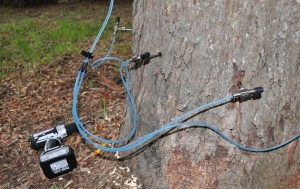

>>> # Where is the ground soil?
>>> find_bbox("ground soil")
[0,54,142,189]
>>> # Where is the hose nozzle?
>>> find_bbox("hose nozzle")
[233,87,264,102]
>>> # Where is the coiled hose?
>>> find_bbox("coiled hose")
[72,0,300,153]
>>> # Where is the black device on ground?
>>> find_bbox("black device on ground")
[29,122,78,151]
[28,122,79,179]
[40,139,77,179]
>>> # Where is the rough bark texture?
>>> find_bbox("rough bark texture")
[123,1,300,188]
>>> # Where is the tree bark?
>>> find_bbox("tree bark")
[123,1,300,188]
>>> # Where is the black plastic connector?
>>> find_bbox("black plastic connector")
[253,87,264,95]
[65,123,78,135]
[116,16,120,23]
[78,63,88,75]
[233,87,264,102]
[140,52,150,60]
[81,50,94,60]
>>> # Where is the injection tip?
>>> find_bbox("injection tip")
[254,87,264,95]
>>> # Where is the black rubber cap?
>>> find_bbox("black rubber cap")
[254,87,264,95]
[140,52,150,60]
[29,135,46,151]
[65,123,79,135]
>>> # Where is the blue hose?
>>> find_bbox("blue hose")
[73,55,300,153]
[73,57,138,144]
[89,0,114,53]
[72,0,300,153]
[91,35,117,69]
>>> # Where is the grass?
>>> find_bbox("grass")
[0,1,132,77]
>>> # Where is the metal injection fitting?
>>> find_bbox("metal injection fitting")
[232,87,264,102]
[129,52,151,64]
[118,27,133,32]
[148,51,162,60]
[130,51,162,63]
[113,17,121,36]
[129,51,162,69]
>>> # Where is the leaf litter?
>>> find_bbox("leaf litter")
[0,2,140,186]
[1,52,142,188]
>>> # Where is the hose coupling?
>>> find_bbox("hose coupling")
[78,60,89,76]
[129,52,150,64]
[114,17,121,36]
[130,51,161,63]
[129,51,161,69]
[232,87,264,102]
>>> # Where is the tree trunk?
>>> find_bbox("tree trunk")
[123,1,300,188]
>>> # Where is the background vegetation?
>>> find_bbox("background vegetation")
[0,0,58,7]
[0,1,132,77]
